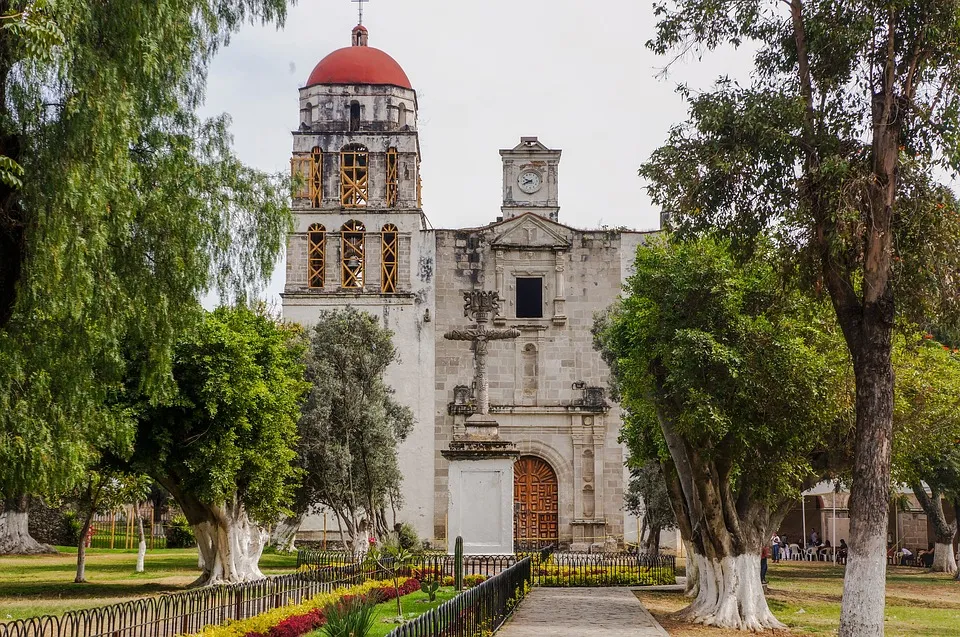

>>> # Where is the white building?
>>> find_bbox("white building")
[283,24,657,550]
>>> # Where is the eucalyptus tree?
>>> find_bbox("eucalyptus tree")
[641,2,960,633]
[595,236,849,630]
[295,308,414,551]
[0,0,292,552]
[130,306,307,585]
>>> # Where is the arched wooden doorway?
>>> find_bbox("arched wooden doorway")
[514,456,559,549]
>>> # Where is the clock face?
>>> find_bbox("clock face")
[518,170,542,194]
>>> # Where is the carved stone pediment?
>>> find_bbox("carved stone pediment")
[491,214,571,250]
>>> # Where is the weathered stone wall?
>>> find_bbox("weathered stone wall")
[432,214,654,546]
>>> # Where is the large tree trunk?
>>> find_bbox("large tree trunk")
[683,539,699,597]
[679,550,784,631]
[839,328,894,637]
[0,495,55,555]
[136,509,146,573]
[270,514,303,553]
[181,498,268,586]
[912,484,956,574]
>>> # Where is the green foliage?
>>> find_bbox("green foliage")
[130,306,307,524]
[321,596,377,637]
[0,0,292,506]
[165,514,196,549]
[295,308,413,542]
[419,578,440,602]
[596,236,849,506]
[60,511,84,546]
[395,522,420,551]
[623,462,676,535]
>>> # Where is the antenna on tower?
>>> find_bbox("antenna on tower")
[352,0,369,25]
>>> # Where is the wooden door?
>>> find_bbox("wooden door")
[514,456,559,549]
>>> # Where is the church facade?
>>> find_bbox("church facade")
[282,25,655,549]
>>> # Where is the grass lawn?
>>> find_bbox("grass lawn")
[635,560,960,636]
[304,587,458,637]
[0,547,298,621]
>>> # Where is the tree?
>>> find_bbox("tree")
[891,334,960,573]
[295,308,414,551]
[129,306,307,585]
[73,471,151,582]
[594,236,849,630]
[641,2,960,632]
[624,462,676,554]
[0,0,292,553]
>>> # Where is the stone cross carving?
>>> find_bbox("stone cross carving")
[444,291,520,415]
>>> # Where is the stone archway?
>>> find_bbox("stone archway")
[514,455,559,549]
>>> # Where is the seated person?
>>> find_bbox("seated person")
[900,546,913,565]
[836,539,848,564]
[919,543,935,568]
[818,539,832,560]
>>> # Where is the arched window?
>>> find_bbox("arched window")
[349,101,361,131]
[307,223,325,288]
[386,147,399,207]
[340,144,368,207]
[398,103,408,128]
[302,102,313,127]
[341,220,365,288]
[309,146,322,208]
[381,224,398,293]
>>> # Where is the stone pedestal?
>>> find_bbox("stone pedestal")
[442,415,520,555]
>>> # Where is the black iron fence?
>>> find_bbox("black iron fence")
[0,564,388,637]
[384,557,532,637]
[296,549,675,588]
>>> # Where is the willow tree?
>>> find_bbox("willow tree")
[595,236,849,630]
[642,2,960,633]
[130,306,307,585]
[0,0,291,553]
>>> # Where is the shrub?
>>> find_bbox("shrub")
[321,596,376,637]
[166,514,196,548]
[463,574,487,588]
[396,523,420,550]
[61,511,84,546]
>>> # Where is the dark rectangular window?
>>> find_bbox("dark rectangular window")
[516,277,543,318]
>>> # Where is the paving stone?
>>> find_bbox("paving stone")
[496,587,669,637]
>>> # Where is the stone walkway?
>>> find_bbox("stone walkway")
[496,588,670,636]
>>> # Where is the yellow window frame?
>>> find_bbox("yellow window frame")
[308,223,325,288]
[340,220,365,288]
[381,224,398,293]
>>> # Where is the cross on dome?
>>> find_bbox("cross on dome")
[352,0,368,25]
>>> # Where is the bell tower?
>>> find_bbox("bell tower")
[499,136,561,221]
[281,24,437,541]
[285,24,424,297]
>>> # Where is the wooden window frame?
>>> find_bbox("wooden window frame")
[340,145,368,208]
[307,223,325,288]
[386,147,399,207]
[291,154,311,200]
[381,224,399,293]
[340,220,365,289]
[309,146,322,207]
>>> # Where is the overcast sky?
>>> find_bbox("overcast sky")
[199,0,755,304]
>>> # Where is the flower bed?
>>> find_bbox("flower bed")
[535,564,674,586]
[191,578,421,637]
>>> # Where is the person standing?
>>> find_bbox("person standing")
[772,533,781,563]
[760,543,770,584]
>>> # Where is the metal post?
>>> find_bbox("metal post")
[801,494,807,557]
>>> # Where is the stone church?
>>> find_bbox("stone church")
[282,24,656,549]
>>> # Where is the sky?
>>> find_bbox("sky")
[199,0,755,304]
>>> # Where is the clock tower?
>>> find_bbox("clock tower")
[499,136,561,221]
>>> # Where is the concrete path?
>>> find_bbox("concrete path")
[496,588,670,637]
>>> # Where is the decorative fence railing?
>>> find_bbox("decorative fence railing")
[384,557,532,637]
[0,564,388,637]
[297,549,675,587]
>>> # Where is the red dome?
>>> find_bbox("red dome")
[305,45,412,89]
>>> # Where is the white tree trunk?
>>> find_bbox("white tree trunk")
[190,501,268,586]
[838,531,887,637]
[931,542,957,574]
[684,541,699,597]
[270,515,303,553]
[136,514,146,573]
[676,554,785,631]
[0,508,56,555]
